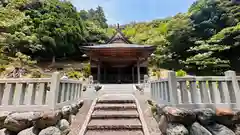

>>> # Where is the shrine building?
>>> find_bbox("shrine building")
[81,26,156,84]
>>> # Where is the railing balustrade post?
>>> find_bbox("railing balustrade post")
[167,71,178,106]
[89,75,93,88]
[225,70,240,109]
[144,74,148,88]
[48,72,61,110]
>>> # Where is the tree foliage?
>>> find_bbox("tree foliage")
[122,0,240,75]
[0,0,109,63]
[1,0,240,76]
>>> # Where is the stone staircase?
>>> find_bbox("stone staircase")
[100,84,135,94]
[79,94,148,135]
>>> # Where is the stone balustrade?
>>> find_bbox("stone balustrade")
[0,72,83,112]
[150,70,240,110]
[0,100,84,135]
[150,102,240,135]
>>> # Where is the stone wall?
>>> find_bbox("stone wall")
[150,103,240,135]
[0,100,84,135]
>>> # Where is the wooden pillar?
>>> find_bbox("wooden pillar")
[104,67,106,83]
[118,67,120,82]
[132,67,135,83]
[137,60,140,84]
[97,62,101,83]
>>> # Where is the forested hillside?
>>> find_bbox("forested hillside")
[122,0,240,75]
[1,0,240,76]
[0,0,109,63]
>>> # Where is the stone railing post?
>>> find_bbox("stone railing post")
[144,74,149,88]
[48,72,60,110]
[167,71,178,106]
[89,75,93,88]
[225,70,240,108]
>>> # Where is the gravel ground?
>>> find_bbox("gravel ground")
[135,91,162,135]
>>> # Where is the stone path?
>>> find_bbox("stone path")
[68,100,93,135]
[134,91,162,135]
[79,94,149,135]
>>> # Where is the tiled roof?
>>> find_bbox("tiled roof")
[82,44,154,48]
[106,29,132,44]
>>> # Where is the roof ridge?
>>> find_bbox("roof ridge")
[106,26,132,44]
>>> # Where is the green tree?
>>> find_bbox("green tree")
[1,0,109,62]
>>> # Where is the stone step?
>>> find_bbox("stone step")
[91,110,139,119]
[97,94,135,101]
[87,118,142,130]
[79,94,146,135]
[97,99,135,104]
[85,129,144,135]
[94,103,137,110]
[92,110,139,116]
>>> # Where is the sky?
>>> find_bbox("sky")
[71,0,196,25]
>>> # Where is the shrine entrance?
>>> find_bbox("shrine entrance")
[102,66,133,84]
[91,65,148,84]
[81,24,155,84]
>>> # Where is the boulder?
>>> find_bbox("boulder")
[189,122,212,135]
[155,105,166,116]
[57,119,70,135]
[38,127,61,135]
[17,127,40,135]
[163,106,196,126]
[70,103,79,115]
[4,112,41,132]
[61,129,71,135]
[151,104,162,122]
[66,115,74,125]
[215,108,235,127]
[233,111,240,124]
[94,85,102,91]
[0,111,9,129]
[158,115,168,134]
[76,100,84,109]
[153,111,161,122]
[61,106,72,119]
[35,111,62,129]
[194,108,215,126]
[166,123,189,135]
[206,123,235,135]
[0,129,15,135]
[216,108,234,116]
[233,124,240,135]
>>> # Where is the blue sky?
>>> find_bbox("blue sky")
[71,0,196,25]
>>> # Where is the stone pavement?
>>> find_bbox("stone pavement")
[70,84,161,135]
[79,94,150,135]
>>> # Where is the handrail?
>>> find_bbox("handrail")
[149,70,240,110]
[0,72,83,112]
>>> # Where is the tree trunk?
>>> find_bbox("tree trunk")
[52,55,56,64]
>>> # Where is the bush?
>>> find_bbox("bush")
[176,69,187,77]
[82,63,90,77]
[67,70,83,80]
[31,70,42,78]
[151,68,161,78]
[0,65,6,73]
[9,52,37,67]
[0,59,9,65]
